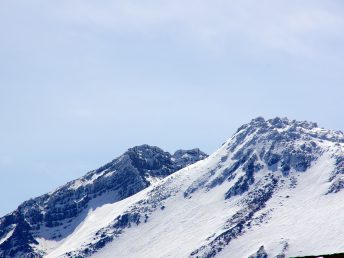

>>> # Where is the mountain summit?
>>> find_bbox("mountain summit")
[1,117,343,258]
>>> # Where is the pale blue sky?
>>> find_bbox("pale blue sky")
[1,0,344,215]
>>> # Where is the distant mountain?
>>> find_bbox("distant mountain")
[0,145,207,257]
[1,117,344,258]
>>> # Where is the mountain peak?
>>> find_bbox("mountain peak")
[122,144,207,175]
[245,116,318,131]
[234,117,343,146]
[126,144,165,154]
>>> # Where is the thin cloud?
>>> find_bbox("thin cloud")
[52,0,344,56]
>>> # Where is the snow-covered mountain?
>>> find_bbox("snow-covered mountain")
[1,117,344,258]
[0,146,207,257]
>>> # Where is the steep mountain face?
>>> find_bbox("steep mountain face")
[0,145,207,257]
[1,117,344,258]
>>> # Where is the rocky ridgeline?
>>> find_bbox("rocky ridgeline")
[0,145,207,257]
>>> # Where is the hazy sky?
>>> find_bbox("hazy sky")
[1,0,344,216]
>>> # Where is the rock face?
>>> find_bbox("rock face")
[0,145,207,257]
[248,246,268,258]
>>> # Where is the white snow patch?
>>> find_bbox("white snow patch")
[0,226,15,245]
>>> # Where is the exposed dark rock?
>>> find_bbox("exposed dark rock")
[0,212,38,258]
[327,153,344,194]
[248,245,268,258]
[190,174,279,258]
